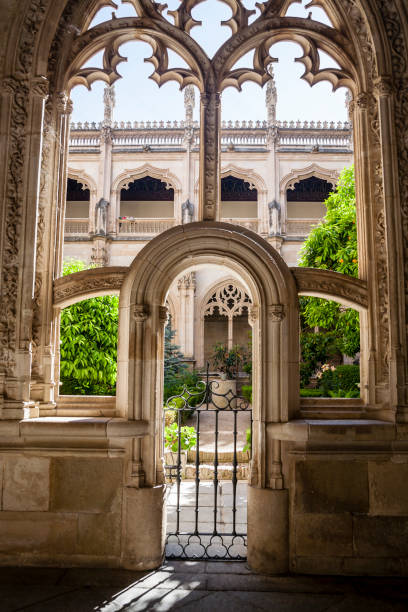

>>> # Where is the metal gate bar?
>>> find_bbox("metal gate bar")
[164,365,252,561]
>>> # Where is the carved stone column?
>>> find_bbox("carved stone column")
[352,91,392,415]
[374,77,408,421]
[31,92,72,413]
[199,92,221,221]
[0,75,49,418]
[177,273,196,357]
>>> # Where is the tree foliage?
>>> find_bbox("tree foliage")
[60,260,118,395]
[164,318,188,396]
[298,166,360,357]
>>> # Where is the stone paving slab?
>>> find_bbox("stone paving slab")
[1,563,408,611]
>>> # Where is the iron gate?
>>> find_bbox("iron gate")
[164,366,252,561]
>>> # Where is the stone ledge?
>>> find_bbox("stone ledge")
[267,419,397,443]
[6,417,150,439]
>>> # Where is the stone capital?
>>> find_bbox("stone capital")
[355,92,370,110]
[248,305,259,323]
[374,76,394,99]
[31,76,49,99]
[158,306,168,325]
[133,305,149,322]
[268,304,285,321]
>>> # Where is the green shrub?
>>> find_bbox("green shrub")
[164,423,197,452]
[241,384,252,403]
[320,364,360,397]
[332,364,360,391]
[243,427,251,453]
[300,388,323,397]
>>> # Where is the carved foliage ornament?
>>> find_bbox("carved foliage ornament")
[268,304,285,321]
[134,304,149,322]
[53,274,125,306]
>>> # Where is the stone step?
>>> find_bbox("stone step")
[187,450,250,464]
[184,463,249,480]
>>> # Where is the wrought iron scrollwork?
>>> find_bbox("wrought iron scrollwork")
[163,363,252,560]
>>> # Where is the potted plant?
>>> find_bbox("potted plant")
[211,343,245,380]
[164,422,197,476]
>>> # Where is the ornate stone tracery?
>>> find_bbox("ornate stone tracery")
[204,283,252,319]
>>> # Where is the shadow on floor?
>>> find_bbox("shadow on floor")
[1,561,408,611]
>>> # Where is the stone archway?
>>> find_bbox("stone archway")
[117,221,298,572]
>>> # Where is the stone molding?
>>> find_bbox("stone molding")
[112,164,182,194]
[220,165,267,194]
[279,163,340,193]
[292,267,368,310]
[53,267,127,308]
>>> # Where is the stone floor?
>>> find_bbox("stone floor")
[166,481,247,558]
[1,561,408,611]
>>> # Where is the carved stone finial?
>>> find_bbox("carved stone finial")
[265,64,277,126]
[134,305,149,322]
[184,85,195,125]
[103,84,115,127]
[268,304,285,321]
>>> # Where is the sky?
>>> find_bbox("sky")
[70,0,349,124]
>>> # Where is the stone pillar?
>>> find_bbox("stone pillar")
[177,273,196,357]
[199,91,221,221]
[374,78,408,421]
[95,86,114,263]
[183,85,196,221]
[352,91,395,417]
[265,66,279,236]
[247,300,289,574]
[121,303,166,570]
[30,91,73,413]
[0,76,50,419]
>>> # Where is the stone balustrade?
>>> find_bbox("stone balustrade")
[70,119,351,131]
[221,218,259,232]
[64,218,90,235]
[68,119,353,152]
[117,218,176,235]
[286,219,319,236]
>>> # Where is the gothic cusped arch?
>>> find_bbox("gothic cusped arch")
[279,163,340,195]
[221,166,267,195]
[113,164,182,224]
[67,168,97,196]
[112,164,182,194]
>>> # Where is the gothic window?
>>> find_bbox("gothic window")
[221,176,257,220]
[120,176,174,219]
[65,178,90,235]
